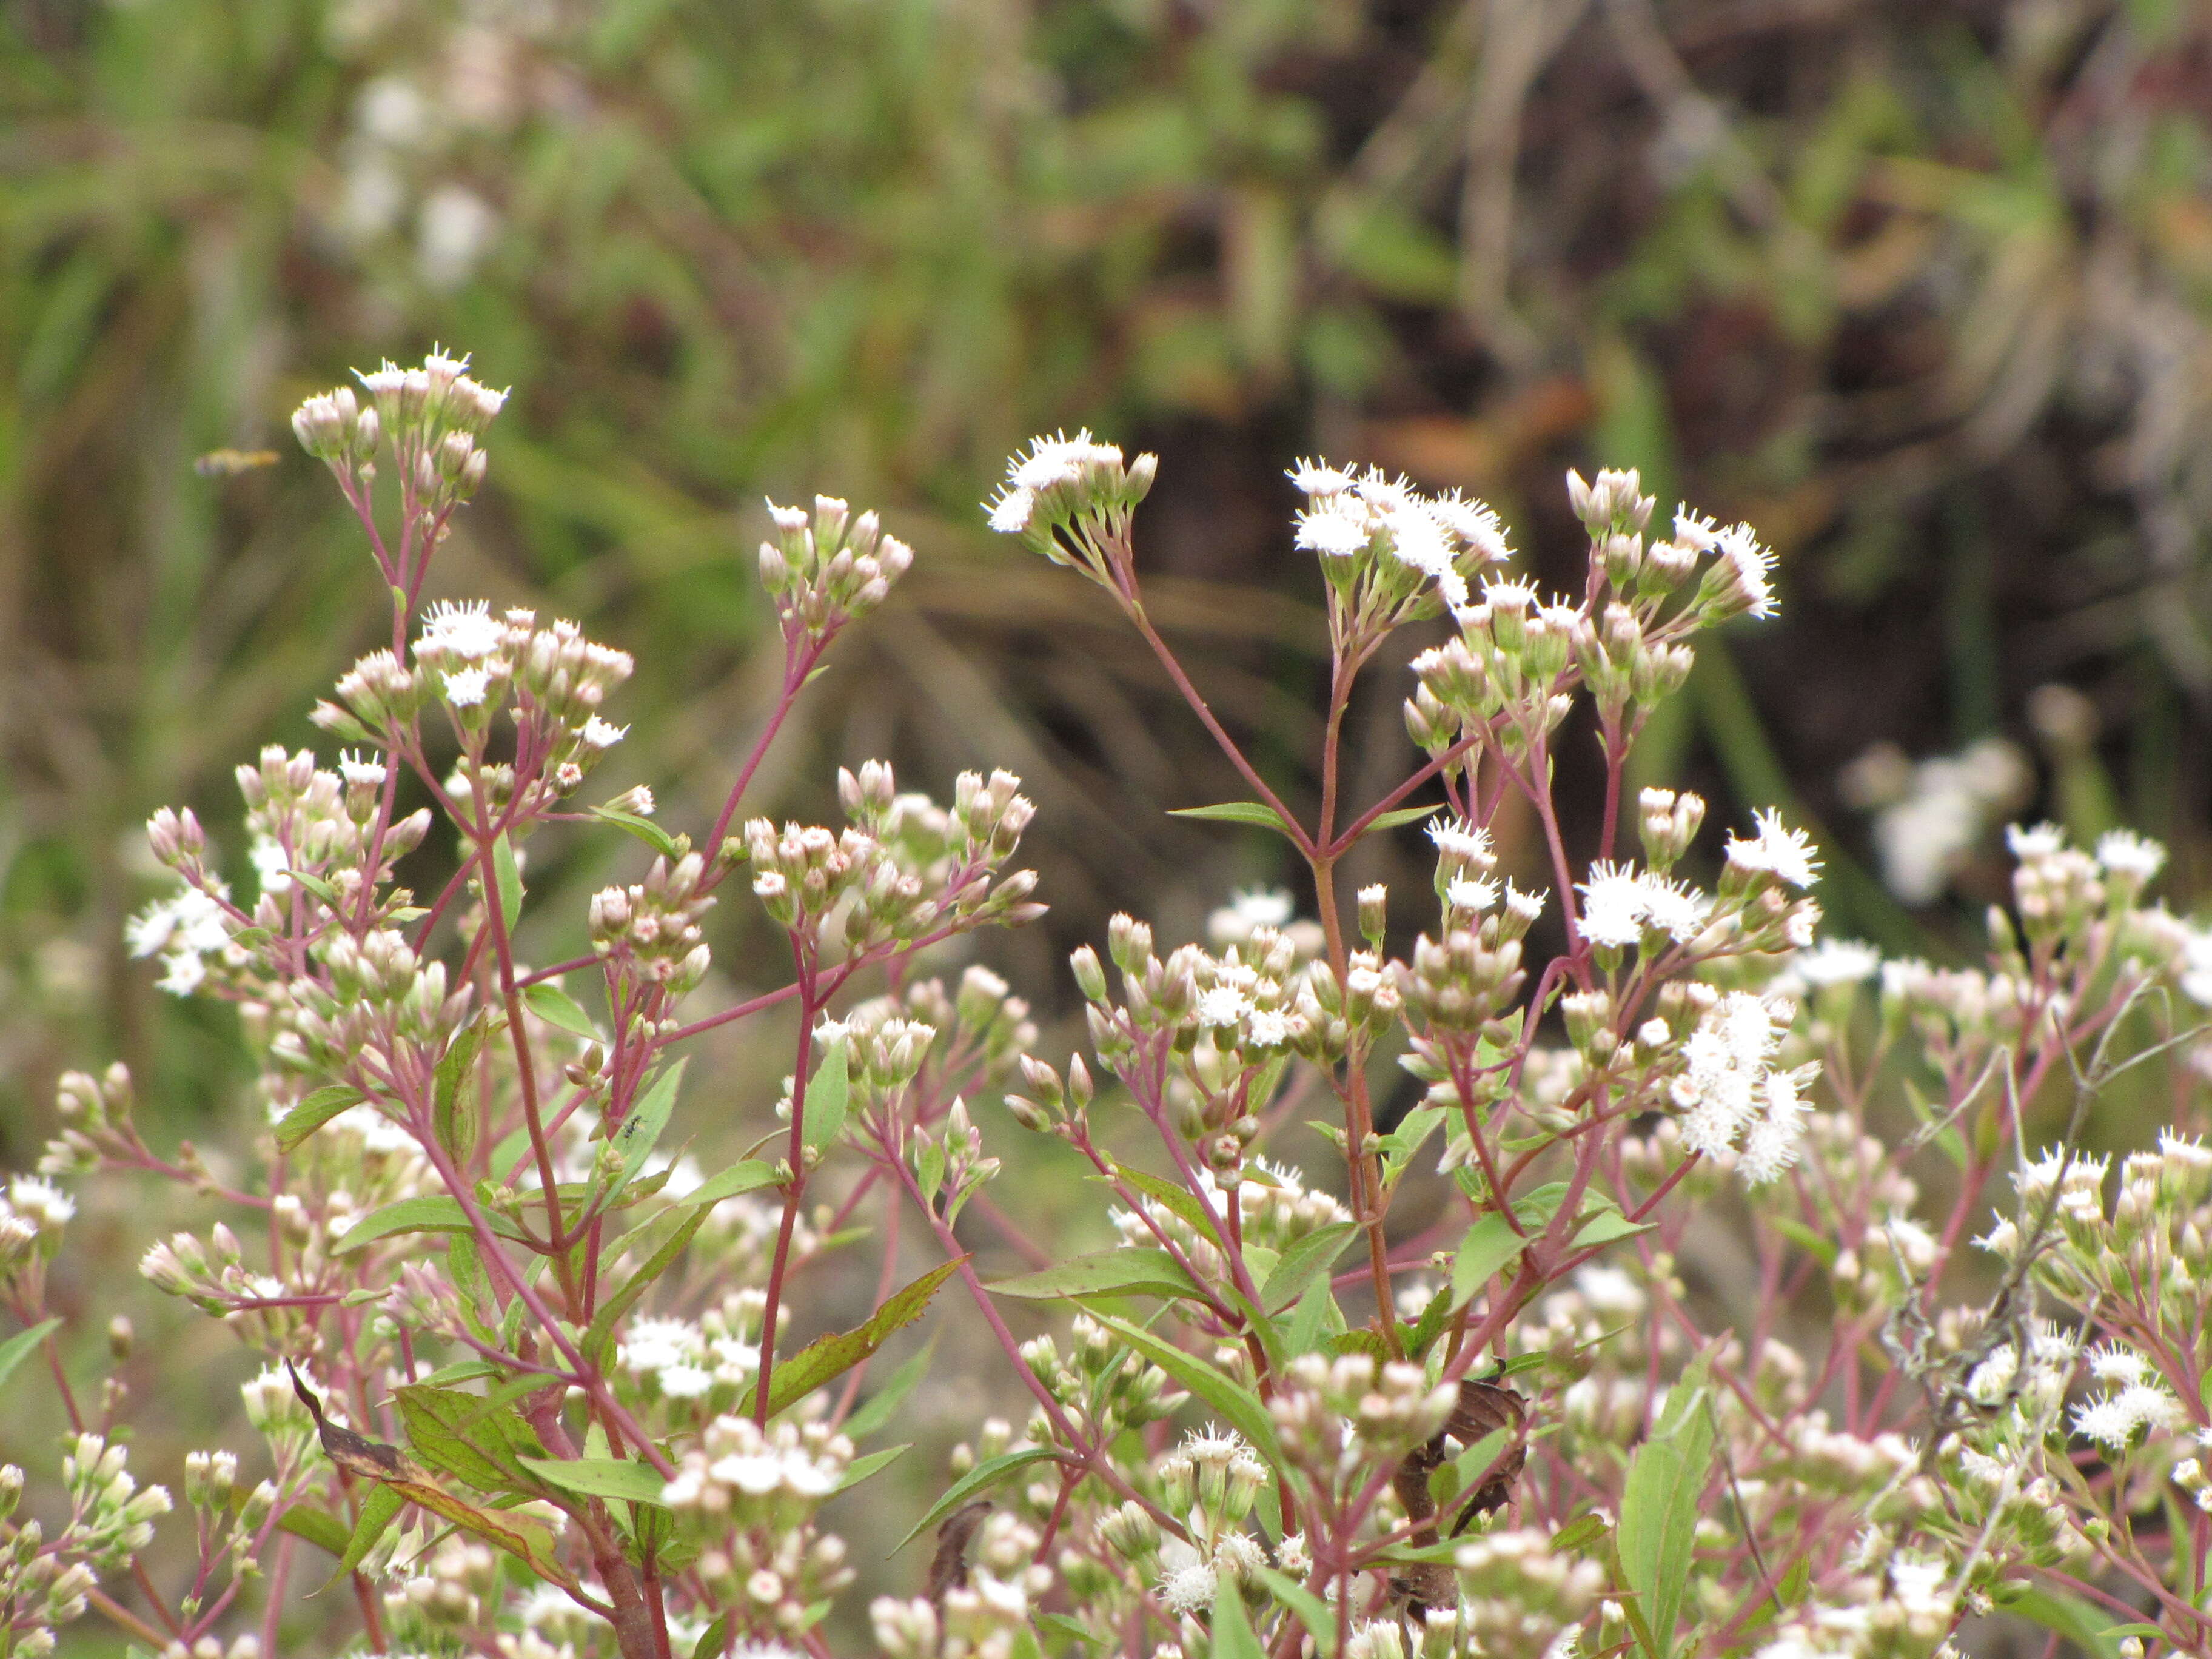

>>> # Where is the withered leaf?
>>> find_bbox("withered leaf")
[1389,1376,1527,1617]
[927,1501,994,1607]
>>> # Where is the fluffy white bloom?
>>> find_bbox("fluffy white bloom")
[1794,938,1880,987]
[2096,829,2166,882]
[1195,987,1252,1029]
[1670,993,1810,1182]
[1577,862,1647,949]
[1429,491,1511,563]
[1673,509,1721,551]
[1245,1008,1292,1048]
[1427,817,1493,866]
[2086,1344,2149,1387]
[1445,876,1498,914]
[1285,458,1353,497]
[1006,429,1119,492]
[420,600,506,661]
[1155,1539,1216,1615]
[249,836,293,897]
[579,716,626,749]
[441,667,491,708]
[986,486,1034,534]
[1714,522,1777,617]
[1726,809,1821,890]
[1295,506,1370,559]
[1635,874,1707,943]
[2006,822,2066,860]
[337,749,388,787]
[658,1362,714,1399]
[2073,1380,2182,1450]
[127,886,230,960]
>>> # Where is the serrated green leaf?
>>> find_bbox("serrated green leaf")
[894,1446,1062,1552]
[523,981,601,1040]
[1166,800,1294,835]
[744,1259,962,1420]
[517,1455,668,1507]
[1452,1212,1530,1307]
[1260,1222,1355,1310]
[802,1039,849,1156]
[491,833,523,926]
[0,1319,63,1395]
[1090,1313,1282,1465]
[990,1248,1202,1302]
[1550,1512,1608,1553]
[273,1085,366,1154]
[394,1383,547,1493]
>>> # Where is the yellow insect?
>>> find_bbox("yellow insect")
[193,449,281,478]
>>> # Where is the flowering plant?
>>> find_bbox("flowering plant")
[5,351,2211,1659]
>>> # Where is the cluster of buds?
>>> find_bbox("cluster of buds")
[1108,1159,1350,1282]
[313,647,423,744]
[589,849,715,1000]
[662,1416,855,1637]
[346,350,508,508]
[822,763,1043,947]
[0,1176,73,1307]
[1406,581,1578,762]
[759,495,913,641]
[893,964,1038,1095]
[0,1461,98,1655]
[1017,1314,1184,1434]
[1450,1529,1604,1656]
[985,431,1158,590]
[908,1097,1000,1221]
[382,1533,503,1640]
[1394,879,1541,1044]
[1283,461,1510,651]
[236,743,432,914]
[1269,1354,1453,1493]
[58,1435,172,1570]
[276,925,471,1082]
[290,383,381,466]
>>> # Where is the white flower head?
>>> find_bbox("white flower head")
[1577,862,1647,949]
[1795,938,1880,987]
[1445,876,1498,914]
[1726,809,1821,890]
[337,749,389,788]
[1285,458,1353,498]
[1427,817,1494,869]
[441,667,492,708]
[1635,874,1708,943]
[1429,491,1512,563]
[420,599,506,662]
[1295,505,1371,560]
[986,485,1035,535]
[2006,822,2066,861]
[2096,830,2165,883]
[1714,522,1777,617]
[578,716,627,750]
[1195,987,1253,1029]
[1155,1538,1216,1616]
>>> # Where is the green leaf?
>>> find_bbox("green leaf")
[1550,1512,1609,1554]
[0,1319,63,1394]
[1210,1564,1266,1659]
[745,1259,963,1420]
[1260,1222,1355,1310]
[1166,800,1295,836]
[1616,1355,1715,1659]
[582,1204,715,1371]
[990,1248,1202,1302]
[274,1085,365,1154]
[802,1039,850,1156]
[591,803,683,860]
[286,869,342,907]
[606,1059,689,1209]
[330,1484,404,1583]
[1036,1613,1103,1650]
[1452,1212,1531,1307]
[689,1617,729,1659]
[1253,1567,1334,1652]
[1360,802,1444,833]
[683,1159,779,1208]
[2006,1588,2158,1659]
[333,1196,532,1253]
[491,833,524,926]
[273,1503,349,1557]
[393,1384,546,1493]
[1766,1215,1837,1269]
[523,981,601,1040]
[894,1446,1062,1552]
[842,1340,935,1442]
[434,1017,488,1168]
[1283,1279,1338,1356]
[1571,1205,1653,1249]
[517,1456,668,1507]
[1100,1159,1216,1240]
[833,1444,909,1493]
[1089,1313,1282,1465]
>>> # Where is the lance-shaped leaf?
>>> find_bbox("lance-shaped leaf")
[0,1319,62,1393]
[894,1446,1062,1552]
[1616,1352,1715,1659]
[273,1085,366,1154]
[523,980,601,1041]
[988,1248,1203,1303]
[604,1058,689,1211]
[518,1456,668,1508]
[742,1259,963,1421]
[1088,1312,1284,1466]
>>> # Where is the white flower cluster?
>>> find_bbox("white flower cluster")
[1576,861,1707,950]
[617,1313,761,1403]
[1668,991,1818,1185]
[988,430,1131,535]
[1111,1158,1350,1270]
[2071,1343,2185,1450]
[126,883,236,996]
[659,1415,850,1521]
[1287,459,1511,610]
[1838,736,2029,905]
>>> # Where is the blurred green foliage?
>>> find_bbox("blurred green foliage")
[4,0,2212,1638]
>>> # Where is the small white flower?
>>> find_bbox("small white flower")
[2096,829,2165,883]
[1427,817,1493,867]
[1155,1539,1217,1617]
[420,600,506,662]
[579,716,627,749]
[1285,458,1353,497]
[1245,1008,1292,1048]
[1672,509,1720,551]
[1295,506,1370,559]
[1445,876,1498,914]
[1577,862,1647,949]
[1795,938,1880,987]
[337,749,388,788]
[1429,491,1511,563]
[1726,809,1820,890]
[1714,522,1777,617]
[986,486,1035,534]
[441,667,491,708]
[1195,987,1253,1028]
[657,1362,714,1399]
[1504,882,1546,923]
[249,837,293,897]
[1635,874,1707,943]
[2005,822,2066,860]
